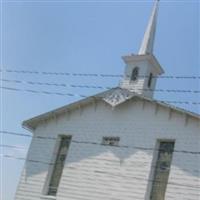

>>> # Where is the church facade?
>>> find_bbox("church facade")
[15,1,200,200]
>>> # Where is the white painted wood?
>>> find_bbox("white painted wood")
[139,0,159,55]
[15,100,200,200]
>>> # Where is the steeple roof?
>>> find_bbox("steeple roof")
[139,0,160,55]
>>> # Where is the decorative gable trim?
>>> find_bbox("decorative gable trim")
[103,88,134,107]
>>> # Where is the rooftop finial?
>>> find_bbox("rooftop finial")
[138,0,160,55]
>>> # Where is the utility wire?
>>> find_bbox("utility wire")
[1,131,200,155]
[1,78,200,94]
[1,69,200,79]
[1,86,200,105]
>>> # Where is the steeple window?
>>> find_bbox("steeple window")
[131,67,139,81]
[148,73,153,88]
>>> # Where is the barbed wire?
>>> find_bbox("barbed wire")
[1,154,200,191]
[0,86,200,105]
[1,131,200,155]
[2,132,200,191]
[0,144,27,150]
[1,69,200,79]
[1,78,112,90]
[1,86,200,105]
[0,86,87,98]
[2,142,200,184]
[1,78,200,94]
[1,131,32,138]
[2,154,52,165]
[2,149,199,182]
[2,141,200,174]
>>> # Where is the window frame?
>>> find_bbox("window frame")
[43,135,72,197]
[130,67,139,82]
[147,139,175,200]
[102,136,120,146]
[147,73,153,88]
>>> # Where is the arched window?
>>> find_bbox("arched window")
[148,73,153,88]
[131,67,139,81]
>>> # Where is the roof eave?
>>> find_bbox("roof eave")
[134,95,200,120]
[22,88,117,132]
[122,54,165,75]
[22,88,200,132]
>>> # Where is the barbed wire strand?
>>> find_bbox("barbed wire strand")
[1,153,200,191]
[1,78,200,94]
[1,86,200,105]
[2,144,200,182]
[1,69,200,79]
[1,131,200,155]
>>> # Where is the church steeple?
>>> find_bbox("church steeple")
[120,0,164,98]
[139,0,160,55]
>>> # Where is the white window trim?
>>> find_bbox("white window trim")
[40,195,57,200]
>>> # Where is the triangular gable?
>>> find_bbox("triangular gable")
[103,88,135,107]
[22,87,200,131]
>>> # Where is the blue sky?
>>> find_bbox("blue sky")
[0,0,199,199]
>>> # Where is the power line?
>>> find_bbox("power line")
[1,131,200,155]
[1,86,200,105]
[1,69,200,79]
[1,78,200,94]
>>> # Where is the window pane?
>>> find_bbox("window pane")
[48,136,71,196]
[131,67,139,81]
[102,137,120,146]
[148,73,153,88]
[150,141,175,200]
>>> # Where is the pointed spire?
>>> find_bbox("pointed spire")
[138,0,160,55]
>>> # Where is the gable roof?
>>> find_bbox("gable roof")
[22,87,200,131]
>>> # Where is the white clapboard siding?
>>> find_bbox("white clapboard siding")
[15,100,200,200]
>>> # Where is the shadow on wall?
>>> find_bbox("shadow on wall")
[24,140,200,184]
[23,100,200,197]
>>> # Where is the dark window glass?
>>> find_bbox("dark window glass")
[150,141,175,200]
[131,67,139,81]
[47,136,71,196]
[148,73,153,88]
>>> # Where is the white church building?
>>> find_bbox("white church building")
[15,1,200,200]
